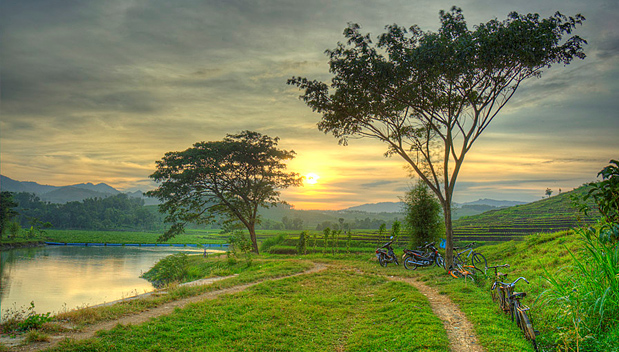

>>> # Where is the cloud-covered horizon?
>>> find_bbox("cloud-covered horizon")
[1,0,617,209]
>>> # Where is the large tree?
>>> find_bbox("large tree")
[147,131,302,253]
[289,7,586,267]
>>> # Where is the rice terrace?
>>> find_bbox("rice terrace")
[1,2,618,352]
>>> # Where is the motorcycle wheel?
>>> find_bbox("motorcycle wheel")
[379,254,388,267]
[404,257,417,270]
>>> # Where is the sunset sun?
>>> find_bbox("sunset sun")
[305,173,320,185]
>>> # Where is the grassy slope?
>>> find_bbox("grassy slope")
[452,185,598,240]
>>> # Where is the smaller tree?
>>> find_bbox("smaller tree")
[297,231,308,255]
[378,223,387,243]
[0,192,18,240]
[390,220,401,242]
[403,180,444,248]
[147,131,303,254]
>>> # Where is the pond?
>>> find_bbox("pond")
[0,245,220,319]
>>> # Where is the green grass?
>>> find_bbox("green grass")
[47,268,449,352]
[42,229,227,245]
[48,257,313,328]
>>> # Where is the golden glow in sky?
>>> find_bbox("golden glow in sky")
[305,173,319,185]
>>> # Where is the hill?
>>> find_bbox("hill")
[342,199,526,213]
[452,185,598,242]
[0,175,154,204]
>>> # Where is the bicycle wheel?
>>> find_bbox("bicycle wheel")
[471,253,487,273]
[518,308,538,350]
[464,272,475,282]
[404,257,417,270]
[491,283,497,302]
[435,255,445,269]
[449,268,463,279]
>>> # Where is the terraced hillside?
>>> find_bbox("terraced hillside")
[453,185,599,242]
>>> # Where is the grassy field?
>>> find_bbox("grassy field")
[42,229,617,352]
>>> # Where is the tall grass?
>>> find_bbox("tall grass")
[542,226,619,351]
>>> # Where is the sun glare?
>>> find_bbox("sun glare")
[305,173,319,185]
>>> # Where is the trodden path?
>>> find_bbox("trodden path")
[388,276,485,352]
[7,263,328,352]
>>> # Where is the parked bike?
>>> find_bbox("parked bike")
[402,242,445,270]
[375,240,399,267]
[495,276,539,351]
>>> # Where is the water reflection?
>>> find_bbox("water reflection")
[0,245,211,318]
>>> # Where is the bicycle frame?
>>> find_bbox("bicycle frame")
[495,276,538,351]
[453,242,487,273]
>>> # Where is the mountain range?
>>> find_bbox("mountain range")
[0,175,527,215]
[0,175,156,205]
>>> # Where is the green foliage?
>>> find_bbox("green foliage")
[147,131,303,252]
[586,160,619,222]
[260,233,286,253]
[578,159,619,243]
[0,191,18,240]
[322,227,331,254]
[378,223,387,242]
[346,231,352,253]
[229,231,254,266]
[542,227,619,351]
[296,231,308,255]
[0,301,53,333]
[141,253,189,288]
[10,192,159,231]
[403,181,444,247]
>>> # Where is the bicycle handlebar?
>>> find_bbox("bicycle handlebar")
[453,242,475,250]
[498,276,529,287]
[487,264,510,269]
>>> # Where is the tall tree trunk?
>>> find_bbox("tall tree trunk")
[443,201,454,270]
[248,224,260,254]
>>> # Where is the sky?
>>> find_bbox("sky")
[1,0,618,210]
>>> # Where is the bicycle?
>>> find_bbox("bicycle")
[488,264,510,310]
[495,276,539,351]
[447,264,475,282]
[453,242,488,273]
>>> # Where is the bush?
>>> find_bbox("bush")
[297,231,308,255]
[141,253,189,288]
[0,301,53,333]
[260,233,286,252]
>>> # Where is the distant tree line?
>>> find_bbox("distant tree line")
[10,192,162,231]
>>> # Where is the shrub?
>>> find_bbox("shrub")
[260,233,286,252]
[141,253,189,288]
[297,231,308,255]
[0,301,53,333]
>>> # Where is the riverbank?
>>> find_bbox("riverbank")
[0,241,44,251]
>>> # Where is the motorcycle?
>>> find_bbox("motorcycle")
[375,240,399,267]
[402,242,445,270]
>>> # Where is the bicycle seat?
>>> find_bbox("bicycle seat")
[510,292,527,299]
[497,272,508,277]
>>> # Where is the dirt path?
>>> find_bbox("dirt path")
[388,276,485,352]
[5,263,327,352]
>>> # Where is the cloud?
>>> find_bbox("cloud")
[360,180,399,189]
[1,0,617,210]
